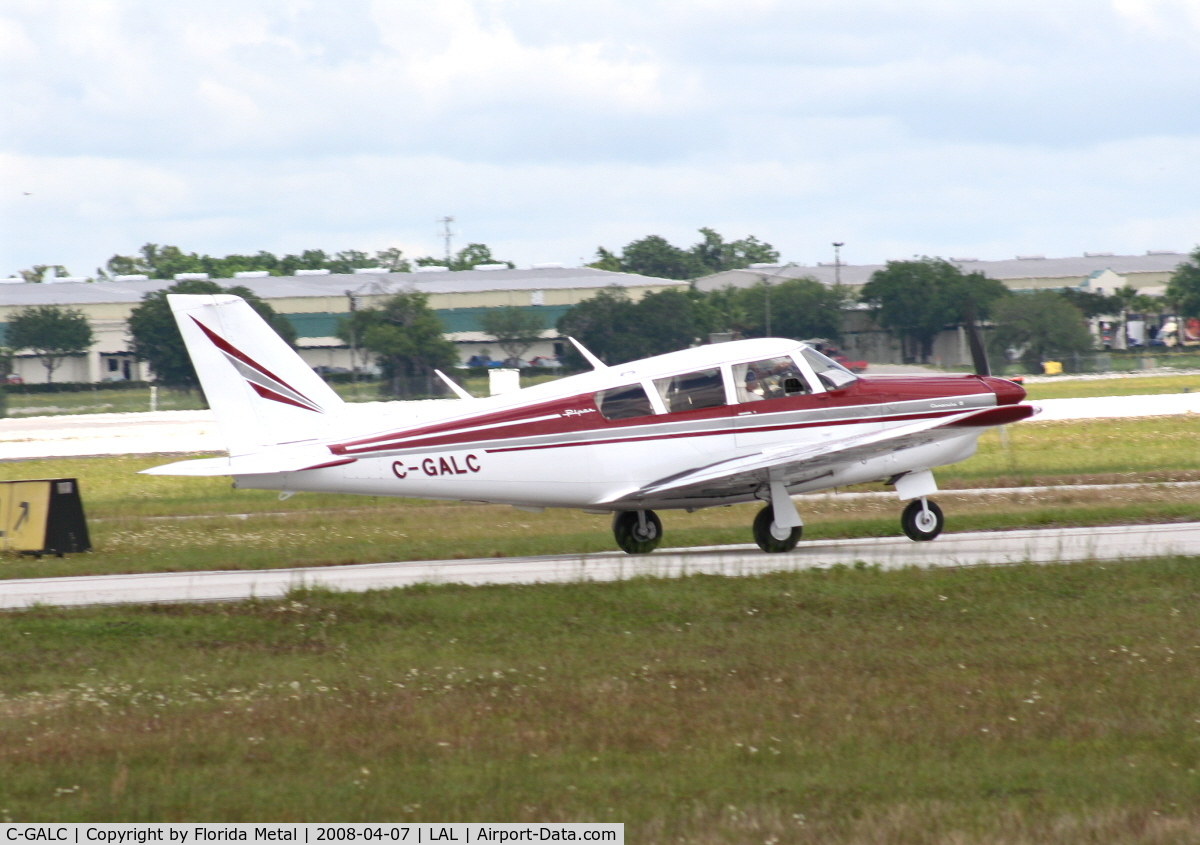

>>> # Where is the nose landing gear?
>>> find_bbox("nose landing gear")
[613,509,663,554]
[901,497,944,541]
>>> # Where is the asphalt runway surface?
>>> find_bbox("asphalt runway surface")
[3,521,1198,610]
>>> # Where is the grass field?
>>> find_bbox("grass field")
[3,560,1200,841]
[1021,372,1200,400]
[5,413,1200,836]
[2,416,1200,581]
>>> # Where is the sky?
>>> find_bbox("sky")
[2,0,1199,278]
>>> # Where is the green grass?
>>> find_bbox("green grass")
[2,415,1200,580]
[3,416,1200,580]
[2,560,1200,840]
[5,388,207,416]
[1023,373,1200,400]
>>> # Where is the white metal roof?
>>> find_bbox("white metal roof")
[0,267,683,308]
[694,251,1193,291]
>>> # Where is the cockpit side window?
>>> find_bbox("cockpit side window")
[800,346,858,391]
[653,368,726,413]
[732,356,810,402]
[594,383,655,420]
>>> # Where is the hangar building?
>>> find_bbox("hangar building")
[0,265,682,384]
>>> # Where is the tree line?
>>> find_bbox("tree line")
[15,226,779,283]
[7,244,1200,399]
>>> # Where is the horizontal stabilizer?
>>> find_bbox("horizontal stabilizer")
[141,450,355,477]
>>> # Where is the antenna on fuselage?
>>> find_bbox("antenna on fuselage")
[434,369,474,400]
[568,337,608,371]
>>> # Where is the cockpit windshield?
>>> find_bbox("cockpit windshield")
[800,346,858,391]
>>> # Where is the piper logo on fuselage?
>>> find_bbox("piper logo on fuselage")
[392,454,481,479]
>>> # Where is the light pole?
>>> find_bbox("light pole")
[757,262,797,338]
[832,242,844,287]
[345,290,359,384]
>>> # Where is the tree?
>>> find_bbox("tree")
[127,279,296,389]
[355,291,460,397]
[479,307,546,366]
[104,243,412,279]
[586,229,781,280]
[6,305,94,383]
[619,235,702,280]
[718,277,847,340]
[415,243,513,271]
[556,287,641,366]
[689,227,780,275]
[17,265,73,283]
[0,346,11,418]
[1166,247,1200,318]
[991,292,1093,373]
[1059,288,1119,319]
[556,287,703,366]
[859,258,1009,363]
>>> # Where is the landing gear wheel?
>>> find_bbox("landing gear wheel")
[613,510,663,554]
[901,498,944,541]
[753,505,802,553]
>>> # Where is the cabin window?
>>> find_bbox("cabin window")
[594,383,655,420]
[732,356,809,402]
[801,346,858,390]
[653,368,726,413]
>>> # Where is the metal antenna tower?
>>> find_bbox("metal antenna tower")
[832,242,844,286]
[439,216,455,267]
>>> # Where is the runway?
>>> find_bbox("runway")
[3,521,1198,610]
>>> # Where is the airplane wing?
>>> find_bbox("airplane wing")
[602,404,1036,504]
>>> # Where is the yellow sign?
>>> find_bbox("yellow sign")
[0,478,90,556]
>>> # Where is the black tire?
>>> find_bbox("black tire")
[612,510,663,554]
[753,505,802,553]
[901,498,944,541]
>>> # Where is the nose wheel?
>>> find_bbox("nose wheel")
[613,509,663,554]
[753,505,802,553]
[901,498,944,541]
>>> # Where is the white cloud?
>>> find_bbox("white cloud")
[1,0,1198,276]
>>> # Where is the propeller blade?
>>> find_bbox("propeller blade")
[962,302,991,377]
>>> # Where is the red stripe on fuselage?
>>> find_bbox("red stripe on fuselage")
[329,375,1003,457]
[482,409,967,454]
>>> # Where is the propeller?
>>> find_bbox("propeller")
[962,301,991,377]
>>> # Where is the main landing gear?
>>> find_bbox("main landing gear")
[753,505,802,553]
[901,497,944,541]
[613,509,663,554]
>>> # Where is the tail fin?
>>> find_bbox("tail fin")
[168,294,345,455]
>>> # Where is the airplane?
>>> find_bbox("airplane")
[144,294,1034,554]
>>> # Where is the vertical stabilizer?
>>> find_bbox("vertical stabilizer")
[168,294,345,455]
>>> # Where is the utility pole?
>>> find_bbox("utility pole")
[345,290,359,384]
[832,242,844,286]
[439,216,455,267]
[758,262,797,338]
